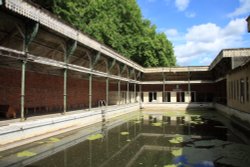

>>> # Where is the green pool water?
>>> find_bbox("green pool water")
[0,110,250,167]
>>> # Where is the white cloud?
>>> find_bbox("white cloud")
[228,0,250,17]
[185,12,196,18]
[163,28,186,44]
[165,28,179,37]
[174,18,248,65]
[199,57,213,65]
[175,0,190,11]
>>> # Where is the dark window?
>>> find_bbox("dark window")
[231,81,233,99]
[165,92,171,102]
[149,92,157,102]
[230,81,233,99]
[232,81,234,99]
[234,80,236,100]
[247,77,249,102]
[240,79,244,103]
[237,80,239,101]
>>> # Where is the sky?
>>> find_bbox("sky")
[136,0,250,66]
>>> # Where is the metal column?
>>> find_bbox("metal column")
[139,84,142,108]
[188,69,191,102]
[127,82,129,103]
[163,73,166,102]
[20,60,26,121]
[63,68,67,114]
[63,40,77,114]
[106,78,109,106]
[134,83,136,103]
[89,74,92,110]
[118,80,121,105]
[89,52,101,110]
[188,70,191,93]
[20,21,39,121]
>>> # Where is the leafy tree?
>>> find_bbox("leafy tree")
[32,0,176,67]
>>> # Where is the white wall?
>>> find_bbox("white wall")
[185,91,191,103]
[171,92,177,102]
[157,92,163,102]
[144,92,149,102]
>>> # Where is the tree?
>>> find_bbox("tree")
[32,0,176,67]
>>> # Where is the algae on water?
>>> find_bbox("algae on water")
[171,149,183,157]
[120,132,129,135]
[17,151,37,157]
[48,137,60,143]
[87,133,103,140]
[134,120,141,124]
[169,136,183,144]
[152,122,162,127]
[163,164,178,167]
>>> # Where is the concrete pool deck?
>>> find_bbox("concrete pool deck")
[0,103,140,152]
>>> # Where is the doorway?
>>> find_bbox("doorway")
[164,92,171,102]
[177,92,185,102]
[191,92,196,102]
[149,92,157,102]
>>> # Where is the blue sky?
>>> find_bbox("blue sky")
[136,0,250,66]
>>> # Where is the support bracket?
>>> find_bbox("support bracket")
[91,51,101,69]
[136,71,141,80]
[24,21,39,51]
[108,59,116,73]
[65,39,77,63]
[120,64,127,76]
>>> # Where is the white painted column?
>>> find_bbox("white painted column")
[170,91,177,102]
[157,92,163,103]
[185,91,191,103]
[143,92,149,102]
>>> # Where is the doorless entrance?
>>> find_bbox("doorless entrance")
[149,92,157,102]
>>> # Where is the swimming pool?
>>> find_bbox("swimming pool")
[0,109,250,167]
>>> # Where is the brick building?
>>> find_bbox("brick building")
[0,1,249,121]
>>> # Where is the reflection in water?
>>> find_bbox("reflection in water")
[0,110,250,167]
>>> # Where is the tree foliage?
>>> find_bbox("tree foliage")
[32,0,176,67]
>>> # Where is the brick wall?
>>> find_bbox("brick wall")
[25,71,63,111]
[0,67,115,114]
[0,68,21,110]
